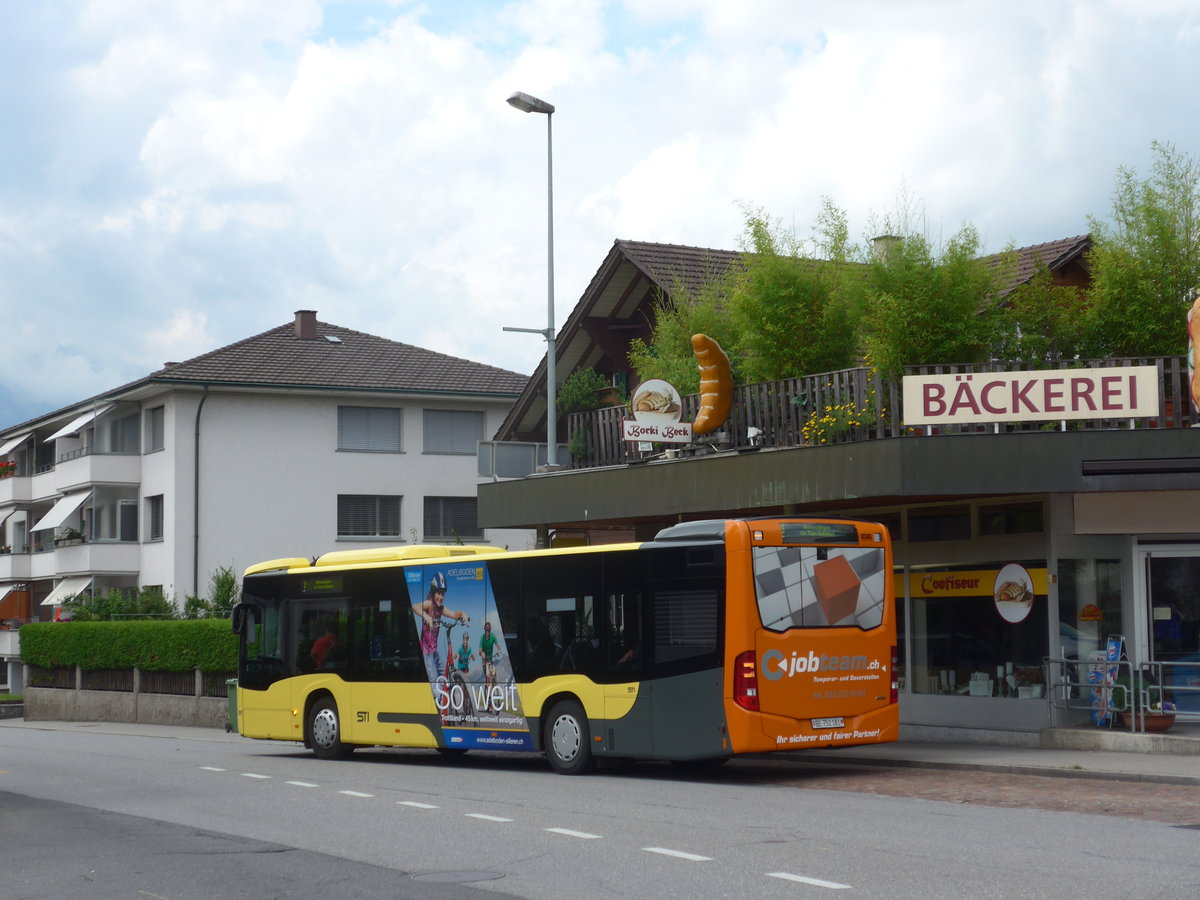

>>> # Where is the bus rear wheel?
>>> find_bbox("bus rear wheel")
[309,697,353,760]
[544,700,594,775]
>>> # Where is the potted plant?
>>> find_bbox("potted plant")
[1112,671,1176,732]
[0,460,15,479]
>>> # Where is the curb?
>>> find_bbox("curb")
[788,752,1200,788]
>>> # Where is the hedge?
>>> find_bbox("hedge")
[18,620,237,672]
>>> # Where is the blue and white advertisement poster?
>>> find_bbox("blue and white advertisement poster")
[1089,636,1122,727]
[407,563,534,750]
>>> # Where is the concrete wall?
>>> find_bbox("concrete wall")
[24,681,228,730]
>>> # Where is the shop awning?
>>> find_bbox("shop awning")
[0,433,30,456]
[44,405,113,442]
[31,490,91,532]
[41,576,93,607]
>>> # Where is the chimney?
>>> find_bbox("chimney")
[872,235,902,263]
[294,309,317,340]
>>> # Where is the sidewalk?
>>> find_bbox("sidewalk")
[4,716,1199,786]
[797,723,1200,787]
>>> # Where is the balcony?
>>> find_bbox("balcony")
[563,355,1198,469]
[54,540,140,577]
[0,473,31,505]
[55,450,141,492]
[0,550,31,581]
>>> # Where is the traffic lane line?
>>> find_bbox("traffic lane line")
[769,871,852,890]
[642,847,713,861]
[201,763,856,888]
[545,827,601,839]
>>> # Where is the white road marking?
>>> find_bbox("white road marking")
[642,847,712,861]
[241,773,271,779]
[199,766,225,772]
[286,780,319,788]
[767,872,852,890]
[339,790,374,798]
[545,828,601,839]
[398,801,440,809]
[465,813,513,822]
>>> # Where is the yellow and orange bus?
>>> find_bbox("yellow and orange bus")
[231,517,897,774]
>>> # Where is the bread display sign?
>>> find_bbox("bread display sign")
[623,379,692,443]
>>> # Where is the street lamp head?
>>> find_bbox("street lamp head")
[507,91,555,115]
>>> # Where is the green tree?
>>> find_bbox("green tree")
[557,367,612,414]
[60,586,175,621]
[726,208,859,382]
[863,225,1001,373]
[627,273,738,394]
[994,261,1092,363]
[1086,141,1200,356]
[182,566,242,619]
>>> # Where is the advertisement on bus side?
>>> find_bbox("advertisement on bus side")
[407,563,535,750]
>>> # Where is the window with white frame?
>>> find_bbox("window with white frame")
[337,407,403,452]
[144,406,165,453]
[423,410,483,455]
[337,495,402,537]
[423,496,482,541]
[145,495,164,541]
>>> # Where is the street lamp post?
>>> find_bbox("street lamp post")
[504,90,559,468]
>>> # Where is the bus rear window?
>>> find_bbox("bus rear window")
[753,546,886,630]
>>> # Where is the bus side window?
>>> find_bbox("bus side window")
[515,554,601,682]
[604,590,644,681]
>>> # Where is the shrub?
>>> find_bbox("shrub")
[18,619,236,673]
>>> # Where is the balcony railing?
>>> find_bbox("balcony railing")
[564,355,1198,469]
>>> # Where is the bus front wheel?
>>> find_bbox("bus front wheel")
[309,697,353,760]
[544,700,594,775]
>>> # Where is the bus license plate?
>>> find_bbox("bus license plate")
[811,718,844,729]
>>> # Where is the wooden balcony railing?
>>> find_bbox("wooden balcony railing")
[565,356,1198,470]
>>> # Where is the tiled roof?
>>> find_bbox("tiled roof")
[984,235,1092,296]
[1,315,528,437]
[148,317,529,395]
[615,241,743,298]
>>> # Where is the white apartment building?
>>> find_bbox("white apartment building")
[0,311,533,687]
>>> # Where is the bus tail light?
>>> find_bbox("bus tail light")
[734,650,759,711]
[890,645,899,704]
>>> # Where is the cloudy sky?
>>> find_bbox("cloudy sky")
[2,0,1198,428]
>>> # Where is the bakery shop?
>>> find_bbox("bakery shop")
[482,236,1200,741]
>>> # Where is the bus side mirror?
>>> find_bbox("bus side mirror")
[231,604,247,635]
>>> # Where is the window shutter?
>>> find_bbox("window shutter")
[338,407,401,452]
[423,410,483,454]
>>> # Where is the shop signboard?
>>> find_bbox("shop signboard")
[622,378,693,444]
[902,365,1159,425]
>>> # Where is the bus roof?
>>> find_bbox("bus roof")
[242,544,506,577]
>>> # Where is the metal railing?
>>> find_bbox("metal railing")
[1045,655,1200,733]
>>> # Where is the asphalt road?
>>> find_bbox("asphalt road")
[2,723,1197,899]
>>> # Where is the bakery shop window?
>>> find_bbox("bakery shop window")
[908,561,1048,697]
[752,545,888,630]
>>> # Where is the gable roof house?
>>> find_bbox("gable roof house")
[0,310,532,643]
[495,235,1094,452]
[480,234,1200,740]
